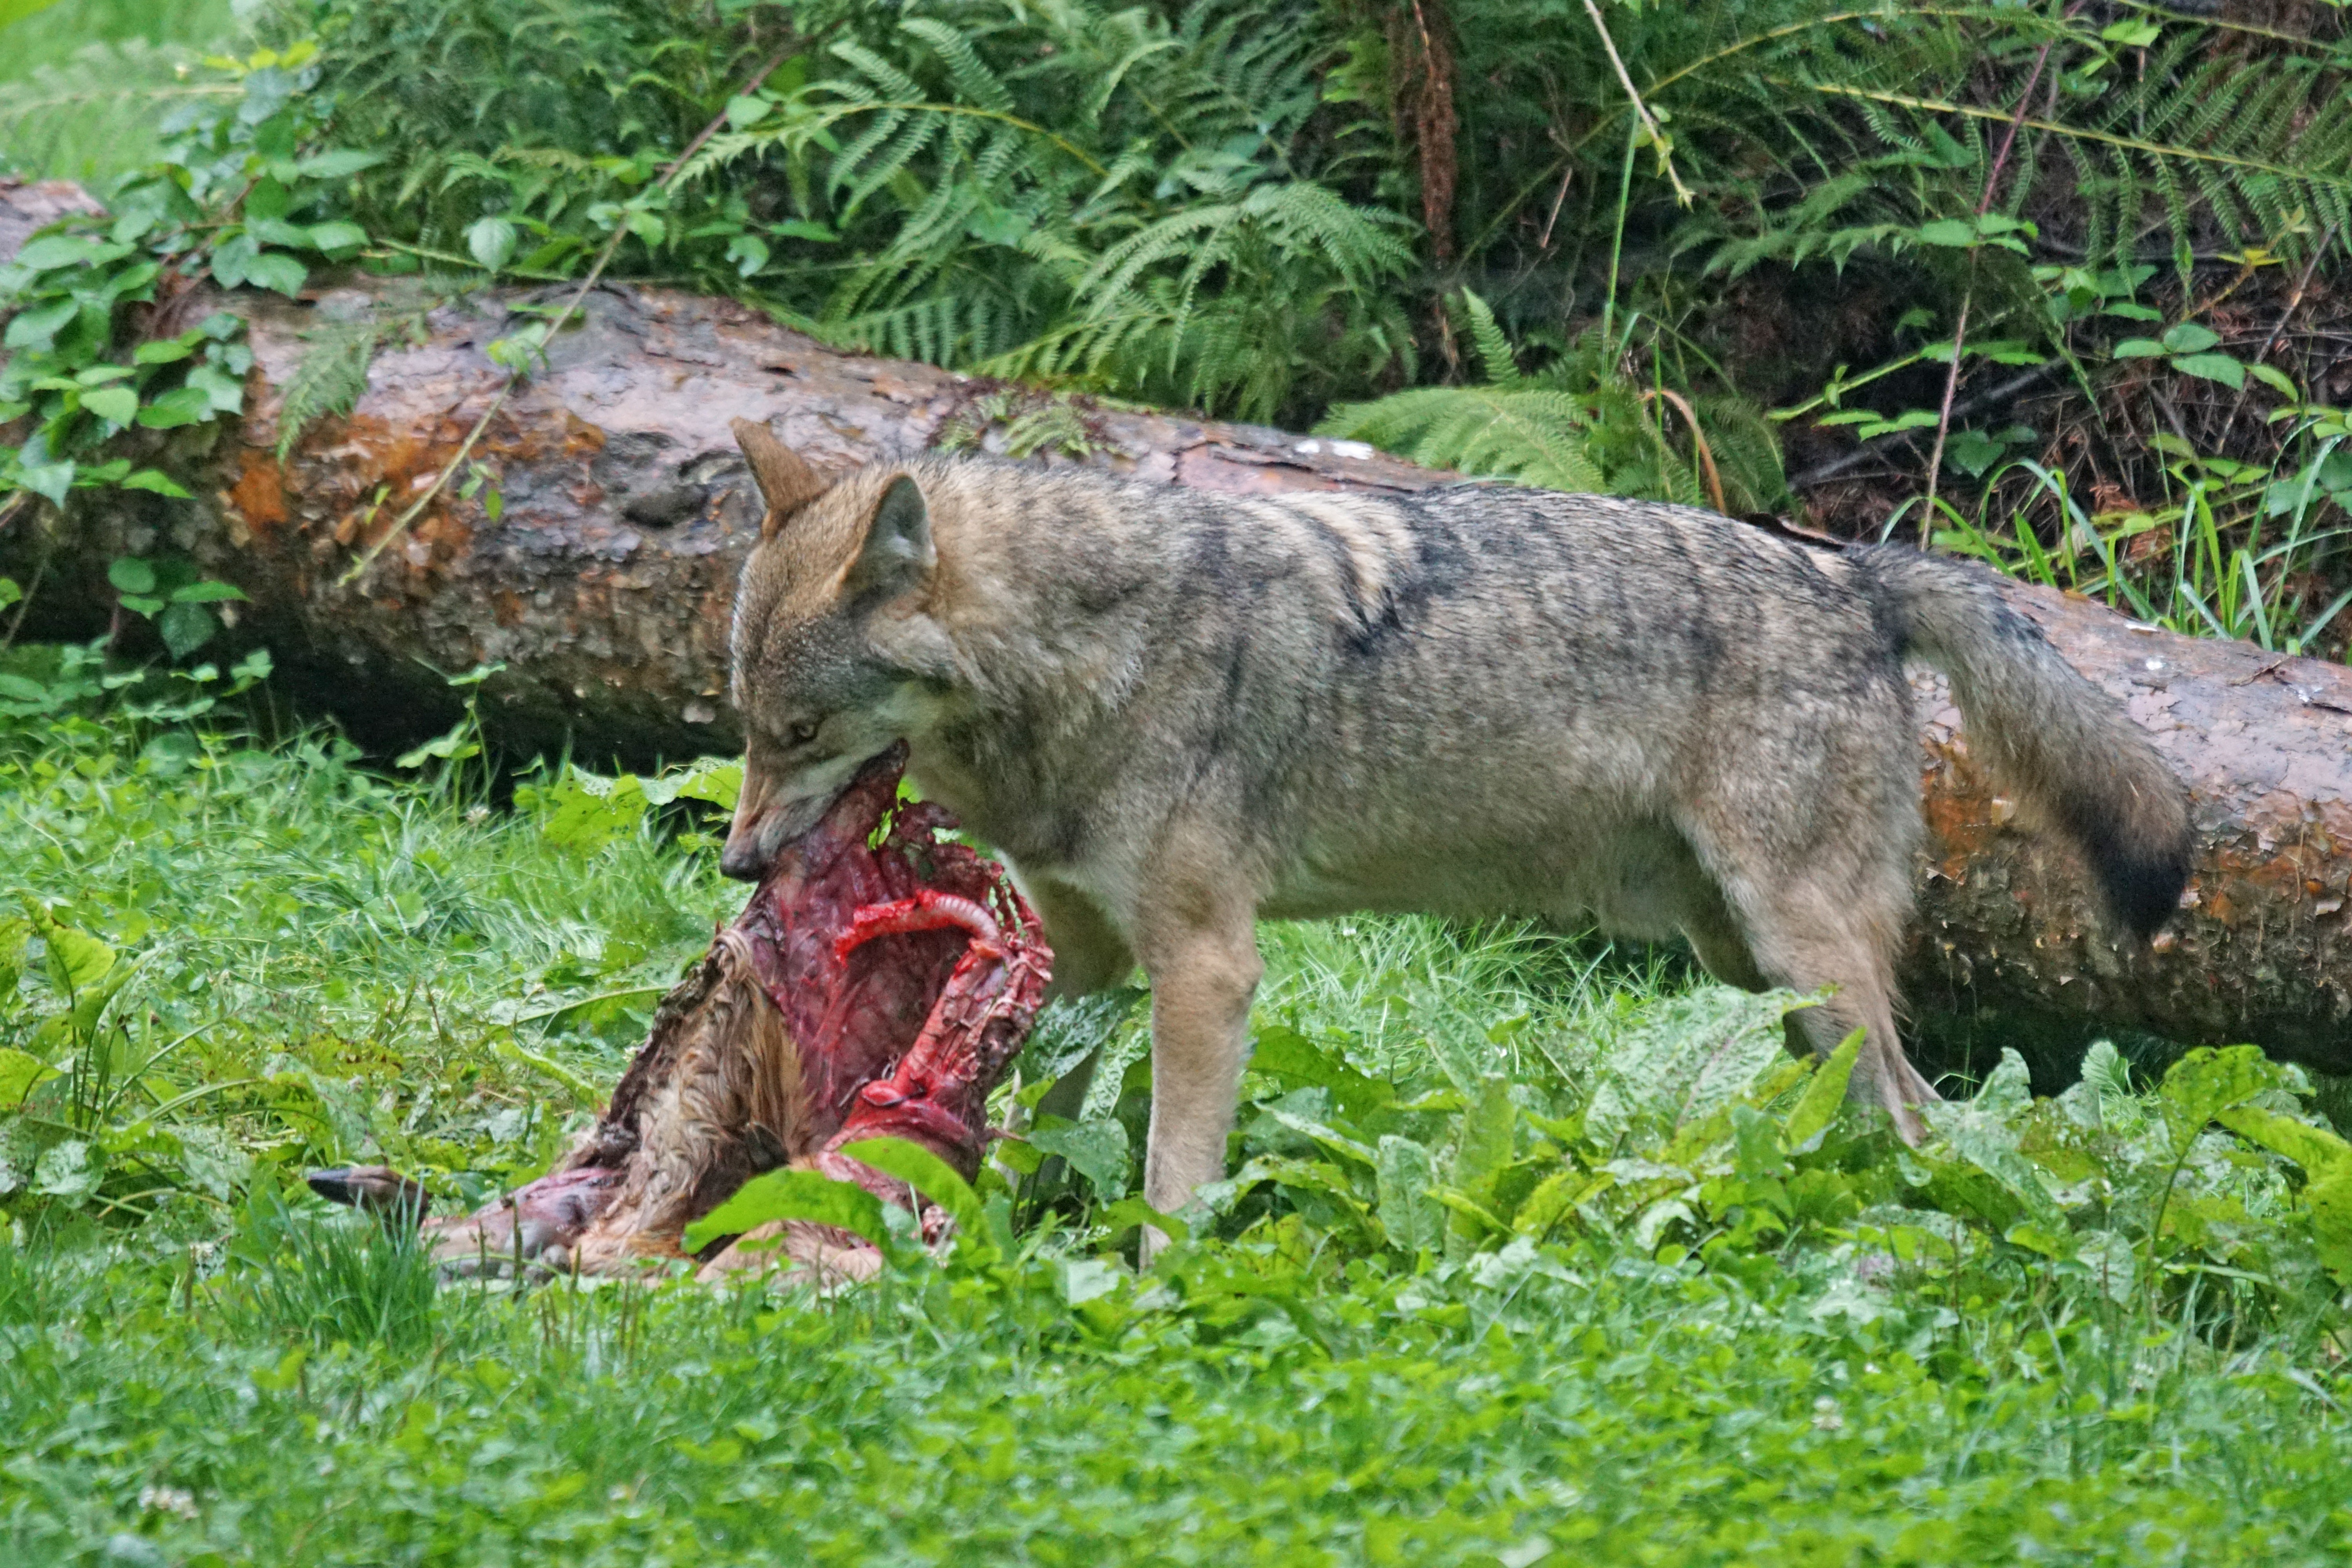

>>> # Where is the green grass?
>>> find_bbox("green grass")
[4,681,2352,1565]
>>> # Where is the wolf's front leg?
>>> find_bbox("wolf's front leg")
[1132,884,1263,1222]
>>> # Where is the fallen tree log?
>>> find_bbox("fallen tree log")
[2,186,2347,1076]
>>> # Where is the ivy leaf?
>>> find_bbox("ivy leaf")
[81,387,138,427]
[107,557,157,595]
[2169,352,2245,390]
[132,339,193,365]
[13,234,114,272]
[136,387,215,429]
[294,148,386,179]
[4,298,77,350]
[169,579,247,604]
[244,250,309,297]
[156,601,219,658]
[466,217,517,272]
[18,461,75,505]
[120,470,191,499]
[307,221,368,254]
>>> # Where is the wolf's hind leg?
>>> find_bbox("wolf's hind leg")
[1714,871,1938,1143]
[1676,882,1825,1063]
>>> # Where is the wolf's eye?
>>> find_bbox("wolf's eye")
[787,719,821,746]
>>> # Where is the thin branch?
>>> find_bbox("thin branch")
[1579,0,1691,206]
[339,47,797,591]
[1922,18,2071,543]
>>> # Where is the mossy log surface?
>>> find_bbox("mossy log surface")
[3,186,2346,1074]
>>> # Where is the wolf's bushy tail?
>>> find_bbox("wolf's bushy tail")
[1855,546,2194,936]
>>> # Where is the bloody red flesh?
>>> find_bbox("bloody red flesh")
[314,742,1051,1274]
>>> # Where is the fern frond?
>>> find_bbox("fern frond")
[276,316,386,461]
[0,40,227,184]
[1321,387,1610,494]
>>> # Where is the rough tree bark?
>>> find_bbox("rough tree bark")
[2,189,2347,1076]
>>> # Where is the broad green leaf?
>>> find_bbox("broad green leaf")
[1060,1256,1122,1307]
[4,298,75,349]
[32,908,114,997]
[838,1137,989,1256]
[1374,1134,1443,1254]
[1251,1024,1392,1116]
[1263,1107,1377,1168]
[2249,363,2298,398]
[681,1167,886,1253]
[1028,1115,1131,1201]
[0,577,18,613]
[1780,1027,1863,1152]
[2216,1105,2352,1181]
[1915,218,1977,247]
[32,1138,100,1206]
[0,1046,56,1107]
[1512,1164,1604,1241]
[1095,1196,1189,1244]
[1445,1075,1517,1256]
[2161,322,2221,354]
[531,768,650,851]
[2158,1045,2280,1160]
[17,461,73,506]
[2307,1175,2352,1283]
[294,149,386,179]
[2112,338,2165,358]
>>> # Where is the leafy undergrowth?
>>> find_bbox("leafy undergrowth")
[5,690,2352,1565]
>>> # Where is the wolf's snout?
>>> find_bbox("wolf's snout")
[719,810,774,881]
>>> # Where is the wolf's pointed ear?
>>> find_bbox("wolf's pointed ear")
[846,475,934,599]
[731,417,827,539]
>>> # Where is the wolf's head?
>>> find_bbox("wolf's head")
[719,419,959,881]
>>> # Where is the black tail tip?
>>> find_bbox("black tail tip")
[2094,838,2196,939]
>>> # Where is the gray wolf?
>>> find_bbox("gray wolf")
[716,419,2193,1216]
